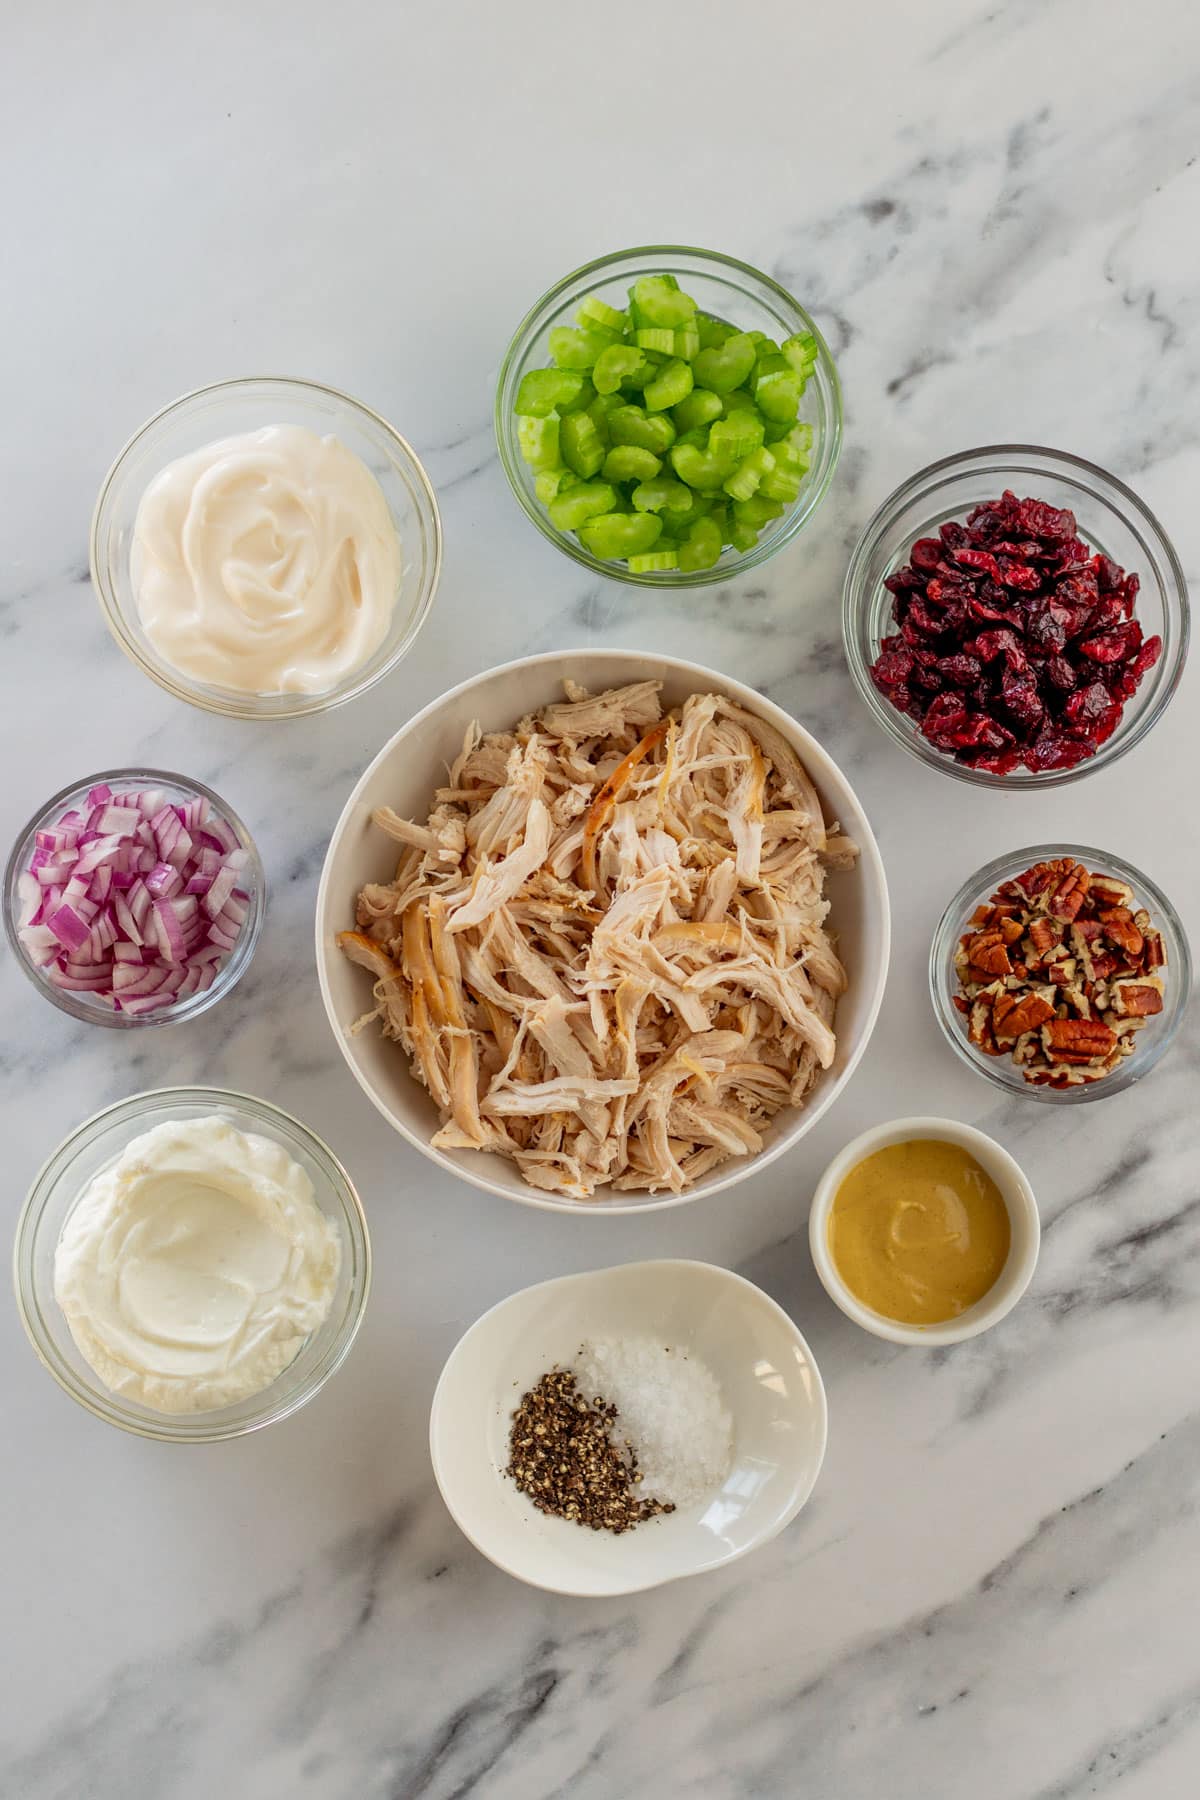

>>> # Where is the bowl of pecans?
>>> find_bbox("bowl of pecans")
[930,845,1191,1102]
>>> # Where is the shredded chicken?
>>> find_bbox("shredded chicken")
[339,682,855,1199]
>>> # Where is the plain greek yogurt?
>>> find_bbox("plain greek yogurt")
[53,1116,341,1413]
[131,423,402,695]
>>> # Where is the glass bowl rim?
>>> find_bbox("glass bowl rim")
[89,374,444,720]
[494,243,843,589]
[928,840,1192,1104]
[842,441,1190,790]
[4,764,266,1029]
[13,1084,372,1441]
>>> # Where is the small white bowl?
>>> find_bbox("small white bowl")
[808,1116,1040,1346]
[429,1259,827,1596]
[316,647,890,1214]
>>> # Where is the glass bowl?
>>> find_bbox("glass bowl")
[930,843,1191,1103]
[13,1088,371,1441]
[4,767,265,1028]
[91,376,443,719]
[495,246,841,589]
[843,445,1189,788]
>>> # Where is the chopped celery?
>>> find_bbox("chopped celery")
[733,494,785,529]
[672,426,710,450]
[755,369,802,422]
[670,442,735,491]
[723,446,776,502]
[759,466,803,503]
[672,389,723,432]
[632,476,694,513]
[635,327,676,355]
[535,468,577,504]
[518,415,561,472]
[593,344,650,394]
[578,511,663,559]
[691,333,757,393]
[628,549,679,573]
[709,412,765,460]
[602,445,662,482]
[560,411,606,478]
[577,295,629,333]
[630,274,696,328]
[585,396,614,448]
[729,519,758,552]
[608,405,676,454]
[643,358,694,412]
[781,331,818,375]
[676,517,722,571]
[548,481,618,531]
[558,377,597,415]
[696,313,734,349]
[515,368,585,417]
[549,325,619,370]
[672,326,700,361]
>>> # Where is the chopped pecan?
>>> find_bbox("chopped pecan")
[1109,976,1164,1018]
[1099,907,1144,960]
[1142,929,1165,971]
[1028,917,1061,960]
[968,930,1013,978]
[1049,862,1090,922]
[993,990,1055,1042]
[1089,876,1133,909]
[998,916,1025,945]
[1042,1017,1117,1063]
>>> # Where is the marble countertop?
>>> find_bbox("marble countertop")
[3,3,1197,1795]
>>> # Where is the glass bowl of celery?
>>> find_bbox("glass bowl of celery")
[496,247,842,588]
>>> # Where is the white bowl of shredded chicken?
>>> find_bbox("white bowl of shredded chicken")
[316,650,890,1211]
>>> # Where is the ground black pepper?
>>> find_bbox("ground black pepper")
[505,1368,675,1534]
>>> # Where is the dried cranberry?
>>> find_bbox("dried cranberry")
[938,520,968,550]
[937,653,982,687]
[1026,610,1067,652]
[919,692,968,741]
[961,748,1021,775]
[1095,555,1124,593]
[884,567,924,597]
[1014,499,1076,541]
[949,715,1014,751]
[1044,655,1077,691]
[1023,731,1092,771]
[952,547,1003,582]
[924,577,974,606]
[997,559,1042,591]
[1122,573,1140,610]
[871,645,915,689]
[1000,670,1044,729]
[968,629,1028,671]
[1065,681,1113,728]
[909,538,943,572]
[1079,628,1132,663]
[904,598,947,639]
[1055,570,1099,609]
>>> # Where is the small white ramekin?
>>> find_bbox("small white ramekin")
[808,1116,1040,1347]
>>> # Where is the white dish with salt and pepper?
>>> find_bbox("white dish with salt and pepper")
[429,1259,827,1596]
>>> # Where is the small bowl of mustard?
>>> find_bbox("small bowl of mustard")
[808,1117,1040,1346]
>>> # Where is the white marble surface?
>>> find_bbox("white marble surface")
[3,3,1198,1795]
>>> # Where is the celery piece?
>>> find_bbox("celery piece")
[729,519,759,553]
[515,368,585,418]
[558,377,596,416]
[585,397,613,450]
[673,427,709,450]
[631,476,694,514]
[603,445,662,483]
[671,442,735,491]
[677,516,723,572]
[780,421,814,458]
[733,495,785,529]
[720,388,759,417]
[593,344,650,395]
[755,368,802,423]
[762,416,794,444]
[548,480,618,531]
[549,325,620,370]
[709,502,731,545]
[630,274,696,329]
[723,446,777,502]
[709,412,765,461]
[781,331,818,375]
[518,414,561,472]
[578,511,663,560]
[577,295,629,333]
[672,389,723,433]
[644,358,694,412]
[608,405,676,455]
[635,327,676,355]
[672,325,700,361]
[535,468,578,504]
[748,334,781,360]
[696,312,734,349]
[692,333,757,393]
[628,549,680,573]
[759,466,803,504]
[661,493,714,532]
[560,411,606,478]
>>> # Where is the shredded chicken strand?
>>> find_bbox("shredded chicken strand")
[340,683,856,1197]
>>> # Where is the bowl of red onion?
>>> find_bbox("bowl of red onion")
[5,769,265,1027]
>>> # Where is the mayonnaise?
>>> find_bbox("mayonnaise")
[54,1116,341,1414]
[131,424,402,695]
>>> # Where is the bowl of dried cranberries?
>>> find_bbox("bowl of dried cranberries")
[929,845,1191,1104]
[842,446,1188,786]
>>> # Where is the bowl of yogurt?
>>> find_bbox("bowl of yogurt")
[91,378,442,719]
[13,1088,371,1439]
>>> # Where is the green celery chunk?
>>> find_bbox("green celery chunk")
[729,518,759,552]
[671,442,735,491]
[672,389,723,432]
[549,325,620,370]
[724,445,776,502]
[518,414,561,472]
[733,495,785,529]
[759,465,803,503]
[515,368,585,417]
[644,358,694,412]
[755,369,802,422]
[720,389,759,417]
[672,325,700,361]
[672,426,710,450]
[578,511,663,560]
[709,502,731,544]
[632,476,693,513]
[585,396,613,449]
[593,344,650,394]
[747,334,781,359]
[778,421,814,459]
[561,410,606,478]
[558,377,596,415]
[548,480,618,531]
[535,468,578,504]
[762,416,795,444]
[635,326,676,355]
[781,331,818,375]
[628,549,679,573]
[692,333,757,393]
[709,412,765,460]
[577,295,629,333]
[660,493,714,533]
[696,313,734,349]
[603,445,662,482]
[630,274,696,328]
[677,516,723,571]
[608,405,676,454]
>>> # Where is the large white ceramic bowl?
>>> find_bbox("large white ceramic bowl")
[429,1259,828,1596]
[316,648,891,1213]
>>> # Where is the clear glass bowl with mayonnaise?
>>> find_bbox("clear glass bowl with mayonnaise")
[91,378,443,719]
[13,1088,371,1441]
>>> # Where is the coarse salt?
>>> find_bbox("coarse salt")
[573,1335,733,1510]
